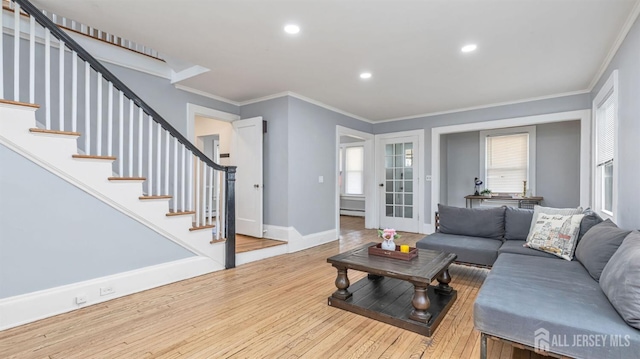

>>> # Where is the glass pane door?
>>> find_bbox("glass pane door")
[379,136,418,232]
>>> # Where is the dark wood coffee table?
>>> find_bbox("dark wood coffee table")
[327,242,457,336]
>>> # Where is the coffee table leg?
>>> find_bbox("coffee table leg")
[409,284,432,323]
[332,266,352,300]
[435,268,453,295]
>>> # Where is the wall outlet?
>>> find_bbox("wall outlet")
[425,175,432,181]
[76,295,87,304]
[318,176,324,183]
[100,286,115,296]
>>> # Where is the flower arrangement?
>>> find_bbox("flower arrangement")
[378,228,401,241]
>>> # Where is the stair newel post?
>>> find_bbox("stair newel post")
[225,166,237,269]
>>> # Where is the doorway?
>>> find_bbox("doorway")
[335,126,375,236]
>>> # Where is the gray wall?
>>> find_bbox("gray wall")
[441,121,581,209]
[443,131,480,208]
[287,97,372,235]
[591,16,640,230]
[239,96,290,228]
[372,93,591,227]
[0,144,194,298]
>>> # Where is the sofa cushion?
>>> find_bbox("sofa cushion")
[578,208,604,242]
[438,204,505,239]
[474,253,640,359]
[504,207,534,240]
[525,213,585,260]
[416,233,501,266]
[498,240,559,259]
[575,219,631,281]
[600,231,640,330]
[527,205,583,237]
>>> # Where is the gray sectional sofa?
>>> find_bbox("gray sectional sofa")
[416,204,640,358]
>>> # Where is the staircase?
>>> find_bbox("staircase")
[0,1,236,266]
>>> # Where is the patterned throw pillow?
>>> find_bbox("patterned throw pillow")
[525,213,585,260]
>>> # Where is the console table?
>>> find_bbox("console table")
[464,195,543,209]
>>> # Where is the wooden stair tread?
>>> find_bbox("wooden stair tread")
[0,99,40,108]
[166,211,196,217]
[139,195,172,200]
[30,128,80,136]
[72,154,117,160]
[108,177,146,181]
[189,224,215,231]
[210,238,226,244]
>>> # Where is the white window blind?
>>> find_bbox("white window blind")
[486,133,528,193]
[597,94,615,166]
[345,146,364,195]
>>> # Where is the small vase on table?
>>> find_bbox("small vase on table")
[378,228,400,251]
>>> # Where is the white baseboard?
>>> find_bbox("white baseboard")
[0,256,222,331]
[288,229,339,252]
[339,210,365,217]
[236,245,288,266]
[263,225,338,253]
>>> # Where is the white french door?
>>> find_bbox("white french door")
[232,117,264,238]
[378,135,420,233]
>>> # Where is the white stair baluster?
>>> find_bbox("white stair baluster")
[117,91,124,174]
[181,145,186,212]
[128,95,133,176]
[0,2,4,98]
[29,16,35,103]
[188,151,193,211]
[96,75,102,155]
[58,40,65,131]
[165,130,169,196]
[148,115,153,195]
[137,106,142,177]
[71,52,77,131]
[173,136,178,211]
[13,3,20,102]
[45,30,51,128]
[107,82,113,156]
[156,122,161,195]
[201,162,206,227]
[208,166,213,226]
[84,62,90,153]
[195,158,200,226]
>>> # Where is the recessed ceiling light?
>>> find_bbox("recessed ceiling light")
[284,24,300,34]
[360,72,372,79]
[461,44,477,53]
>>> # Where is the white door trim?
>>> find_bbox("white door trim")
[430,109,591,232]
[336,126,375,231]
[374,129,425,233]
[186,103,240,141]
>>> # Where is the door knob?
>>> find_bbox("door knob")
[254,184,260,188]
[379,183,384,187]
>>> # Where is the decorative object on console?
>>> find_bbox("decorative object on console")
[525,212,585,260]
[378,228,401,250]
[474,177,483,196]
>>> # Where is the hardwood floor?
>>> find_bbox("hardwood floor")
[235,235,287,254]
[0,217,527,358]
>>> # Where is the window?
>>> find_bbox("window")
[343,146,364,195]
[593,70,618,219]
[480,126,536,195]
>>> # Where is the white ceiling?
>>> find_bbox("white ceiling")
[34,0,640,122]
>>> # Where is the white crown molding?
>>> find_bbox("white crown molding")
[375,89,592,124]
[588,0,640,91]
[174,84,241,106]
[239,91,374,124]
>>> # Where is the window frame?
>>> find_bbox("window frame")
[479,126,536,196]
[340,143,365,197]
[592,70,619,221]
